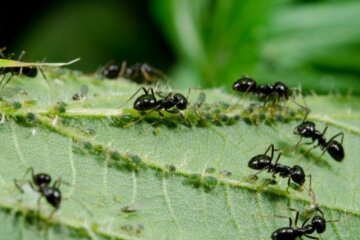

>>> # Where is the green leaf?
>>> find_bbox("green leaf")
[0,69,359,239]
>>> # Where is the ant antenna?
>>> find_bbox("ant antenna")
[118,87,151,109]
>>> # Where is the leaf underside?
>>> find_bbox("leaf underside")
[0,69,359,240]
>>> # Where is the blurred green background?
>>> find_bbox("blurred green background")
[1,0,360,94]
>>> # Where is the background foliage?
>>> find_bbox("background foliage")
[1,0,359,93]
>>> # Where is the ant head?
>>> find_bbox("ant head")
[173,93,188,110]
[43,187,62,209]
[33,173,52,187]
[102,64,121,79]
[312,215,326,233]
[290,165,305,185]
[232,75,256,92]
[294,121,315,137]
[274,82,289,98]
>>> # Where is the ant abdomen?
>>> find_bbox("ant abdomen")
[22,67,38,77]
[102,64,121,79]
[41,187,62,209]
[289,165,305,185]
[248,156,271,170]
[232,76,257,92]
[327,141,344,162]
[133,94,156,111]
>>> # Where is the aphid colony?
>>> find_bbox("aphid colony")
[9,61,345,239]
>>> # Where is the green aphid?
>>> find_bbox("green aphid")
[128,154,142,164]
[110,151,121,160]
[11,101,22,109]
[26,112,36,121]
[204,176,218,191]
[166,164,176,172]
[54,101,67,113]
[205,167,216,174]
[83,141,93,150]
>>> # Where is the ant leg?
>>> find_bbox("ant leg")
[288,217,293,227]
[256,175,276,193]
[0,47,6,57]
[13,167,35,192]
[47,207,59,221]
[14,179,25,193]
[264,144,275,158]
[304,235,319,240]
[301,145,317,159]
[301,217,311,228]
[326,132,344,145]
[36,195,43,220]
[0,75,14,90]
[294,137,303,150]
[240,167,269,183]
[118,87,150,108]
[321,125,328,136]
[294,210,300,227]
[273,152,282,166]
[119,61,127,77]
[286,177,291,192]
[53,177,62,188]
[124,109,157,128]
[262,97,269,109]
[141,64,151,81]
[26,167,35,178]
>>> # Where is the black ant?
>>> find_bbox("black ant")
[271,209,327,240]
[102,61,166,84]
[248,144,306,190]
[123,87,188,113]
[0,49,38,89]
[294,111,344,161]
[120,87,189,127]
[232,75,300,109]
[14,167,62,219]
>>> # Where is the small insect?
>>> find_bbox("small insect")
[0,48,80,90]
[294,112,345,161]
[248,144,306,189]
[120,87,190,127]
[271,209,327,240]
[14,167,62,218]
[118,87,190,127]
[102,61,166,84]
[72,85,89,101]
[232,75,303,109]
